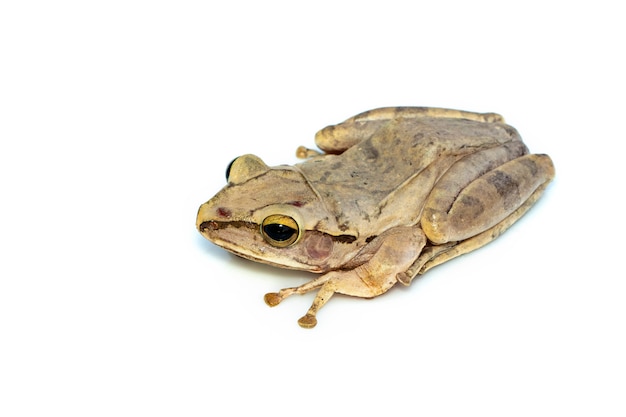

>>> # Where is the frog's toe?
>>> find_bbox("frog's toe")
[264,292,282,307]
[296,146,322,159]
[396,271,412,286]
[297,314,317,329]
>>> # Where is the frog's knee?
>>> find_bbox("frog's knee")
[421,208,454,244]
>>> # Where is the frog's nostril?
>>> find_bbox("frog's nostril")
[216,207,232,218]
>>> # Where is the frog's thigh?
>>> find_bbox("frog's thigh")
[422,153,555,244]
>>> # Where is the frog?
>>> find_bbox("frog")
[196,107,555,328]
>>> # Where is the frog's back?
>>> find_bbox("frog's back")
[297,115,524,233]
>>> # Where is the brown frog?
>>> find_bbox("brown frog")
[197,107,555,328]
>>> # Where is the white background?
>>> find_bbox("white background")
[1,1,624,416]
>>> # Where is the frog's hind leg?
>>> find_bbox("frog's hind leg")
[400,179,551,284]
[313,107,504,155]
[400,152,554,285]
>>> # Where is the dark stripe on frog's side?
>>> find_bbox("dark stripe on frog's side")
[332,234,357,244]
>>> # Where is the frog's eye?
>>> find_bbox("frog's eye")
[225,155,270,184]
[261,215,300,247]
[225,157,237,182]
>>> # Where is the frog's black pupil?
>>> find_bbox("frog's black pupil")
[263,223,296,241]
[225,157,238,182]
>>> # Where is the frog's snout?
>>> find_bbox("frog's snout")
[196,202,215,230]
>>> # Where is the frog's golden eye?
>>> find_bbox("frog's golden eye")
[261,215,300,247]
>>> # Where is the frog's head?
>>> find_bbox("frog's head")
[196,154,356,272]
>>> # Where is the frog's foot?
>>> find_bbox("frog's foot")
[396,272,411,286]
[296,282,336,329]
[296,146,322,159]
[298,314,318,329]
[263,286,303,306]
[263,292,284,307]
[398,242,458,285]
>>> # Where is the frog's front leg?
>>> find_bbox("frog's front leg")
[402,147,554,284]
[264,226,426,328]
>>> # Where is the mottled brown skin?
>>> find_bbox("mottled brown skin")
[197,107,555,328]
